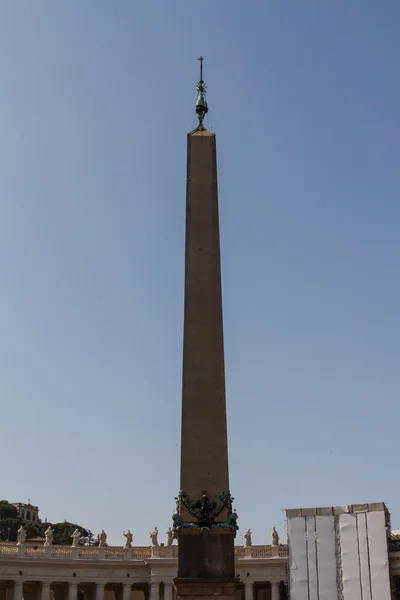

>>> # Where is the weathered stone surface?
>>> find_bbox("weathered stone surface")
[177,529,235,580]
[175,125,236,600]
[180,129,230,523]
[173,580,239,600]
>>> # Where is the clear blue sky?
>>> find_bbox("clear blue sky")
[1,0,399,546]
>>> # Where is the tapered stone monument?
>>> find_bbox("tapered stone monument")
[173,58,239,600]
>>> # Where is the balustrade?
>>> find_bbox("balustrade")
[251,546,272,558]
[0,543,287,560]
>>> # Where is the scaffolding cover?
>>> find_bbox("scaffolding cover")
[286,504,391,600]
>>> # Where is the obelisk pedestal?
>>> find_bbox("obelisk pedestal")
[173,62,239,600]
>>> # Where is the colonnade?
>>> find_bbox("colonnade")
[0,582,149,600]
[0,580,286,600]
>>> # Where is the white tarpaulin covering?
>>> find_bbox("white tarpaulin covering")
[315,516,337,600]
[306,516,318,600]
[367,510,391,600]
[287,504,391,600]
[339,513,362,600]
[357,512,372,600]
[288,517,308,600]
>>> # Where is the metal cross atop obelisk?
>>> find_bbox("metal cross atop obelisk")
[194,56,208,129]
[197,56,204,81]
[173,58,239,600]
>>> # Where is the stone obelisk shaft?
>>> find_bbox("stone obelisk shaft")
[180,128,229,501]
[175,128,236,590]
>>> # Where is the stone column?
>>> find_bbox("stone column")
[41,583,51,600]
[122,585,131,600]
[271,582,280,600]
[68,583,78,600]
[244,582,253,600]
[95,584,104,600]
[149,583,159,600]
[13,583,23,600]
[164,583,172,600]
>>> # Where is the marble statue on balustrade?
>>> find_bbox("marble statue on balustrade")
[44,526,54,546]
[271,526,279,546]
[71,529,82,547]
[244,528,252,547]
[150,527,159,546]
[98,529,107,547]
[166,527,174,546]
[123,530,133,548]
[17,525,27,545]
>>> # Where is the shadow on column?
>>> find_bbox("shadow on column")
[23,582,41,600]
[52,584,68,600]
[77,585,95,600]
[0,581,14,600]
[253,583,286,600]
[130,587,146,600]
[254,583,271,600]
[279,583,287,600]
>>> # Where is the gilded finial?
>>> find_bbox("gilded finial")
[196,56,208,130]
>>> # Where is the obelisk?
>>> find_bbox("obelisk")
[173,58,239,600]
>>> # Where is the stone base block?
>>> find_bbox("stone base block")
[176,528,235,580]
[174,579,239,600]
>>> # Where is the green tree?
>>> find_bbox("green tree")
[52,522,91,546]
[0,517,21,541]
[24,521,43,539]
[0,501,18,520]
[82,530,97,546]
[0,500,93,545]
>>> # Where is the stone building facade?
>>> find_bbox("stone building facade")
[2,538,400,600]
[12,505,39,523]
[1,541,400,600]
[0,543,286,600]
